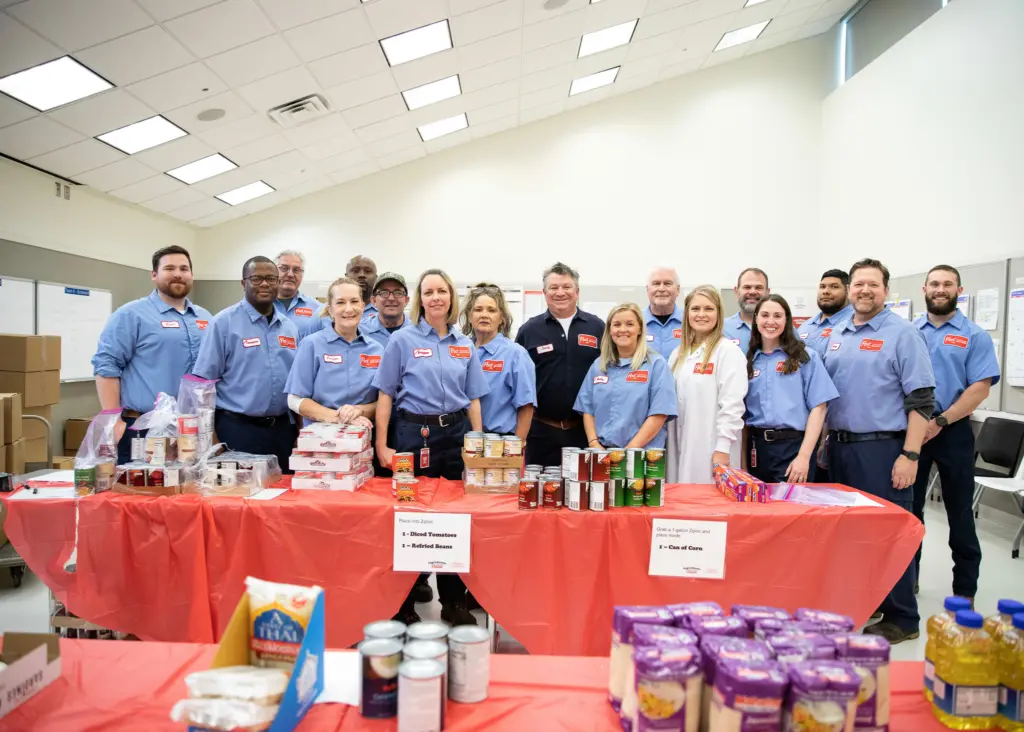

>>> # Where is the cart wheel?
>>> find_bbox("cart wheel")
[10,565,24,588]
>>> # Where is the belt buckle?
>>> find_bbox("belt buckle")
[763,429,775,443]
[835,431,848,444]
[438,413,449,428]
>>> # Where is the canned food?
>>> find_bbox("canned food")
[589,481,606,511]
[364,620,408,643]
[403,639,449,705]
[608,478,625,508]
[74,466,95,497]
[358,638,402,718]
[626,478,645,507]
[95,461,115,492]
[464,432,484,456]
[608,449,626,479]
[146,436,168,466]
[394,476,418,502]
[130,437,146,462]
[566,480,589,511]
[464,467,483,486]
[645,448,666,479]
[393,452,415,474]
[177,415,199,435]
[518,478,538,510]
[504,467,521,486]
[398,658,445,732]
[483,435,504,458]
[484,468,504,487]
[589,449,611,481]
[625,448,646,479]
[502,436,523,457]
[645,478,665,507]
[407,621,450,644]
[448,625,490,703]
[129,468,147,488]
[541,478,563,509]
[525,464,543,473]
[177,434,197,463]
[562,448,590,482]
[218,460,237,486]
[148,468,165,487]
[543,466,561,474]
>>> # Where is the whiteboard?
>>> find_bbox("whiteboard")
[0,275,35,335]
[36,282,113,382]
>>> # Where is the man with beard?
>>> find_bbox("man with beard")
[723,268,770,353]
[821,258,935,644]
[911,265,999,603]
[193,257,299,471]
[799,269,854,355]
[346,255,379,322]
[93,246,213,464]
[643,266,683,358]
[274,250,320,329]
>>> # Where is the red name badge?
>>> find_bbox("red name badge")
[944,334,969,349]
[776,362,786,372]
[537,344,554,354]
[160,320,180,328]
[820,328,832,338]
[323,354,343,364]
[360,354,381,368]
[859,338,884,352]
[594,375,609,384]
[294,307,313,317]
[578,334,598,348]
[278,336,296,349]
[242,337,261,348]
[413,348,433,358]
[673,328,682,339]
[196,320,208,330]
[482,359,504,372]
[449,346,471,359]
[626,370,649,383]
[693,363,714,375]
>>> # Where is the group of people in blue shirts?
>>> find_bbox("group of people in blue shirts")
[93,247,999,644]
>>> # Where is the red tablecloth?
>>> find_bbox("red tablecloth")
[1,479,923,655]
[0,639,968,731]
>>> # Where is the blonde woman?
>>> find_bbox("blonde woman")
[461,283,536,439]
[666,286,748,484]
[573,303,677,449]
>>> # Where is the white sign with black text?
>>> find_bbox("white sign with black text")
[393,512,471,573]
[648,519,728,579]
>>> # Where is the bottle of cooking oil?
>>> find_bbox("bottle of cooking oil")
[932,610,1000,730]
[997,613,1024,732]
[987,600,1024,643]
[925,596,974,701]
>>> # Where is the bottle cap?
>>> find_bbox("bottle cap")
[997,599,1024,615]
[956,610,983,629]
[944,597,972,612]
[1013,613,1024,631]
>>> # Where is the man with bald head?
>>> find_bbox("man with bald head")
[644,267,684,358]
[346,255,379,322]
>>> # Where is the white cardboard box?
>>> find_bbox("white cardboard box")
[292,469,372,492]
[290,448,372,473]
[0,634,62,720]
[295,433,370,453]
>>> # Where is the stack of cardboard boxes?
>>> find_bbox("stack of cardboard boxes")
[0,334,61,472]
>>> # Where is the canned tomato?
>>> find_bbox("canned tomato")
[566,480,589,511]
[484,468,504,487]
[395,477,418,502]
[608,449,626,479]
[625,448,646,479]
[464,467,483,486]
[393,452,415,474]
[398,658,445,732]
[502,436,523,457]
[541,477,563,509]
[504,467,521,486]
[589,449,611,481]
[177,414,199,435]
[609,478,626,508]
[645,478,665,507]
[518,477,538,510]
[448,625,490,703]
[364,620,408,643]
[483,435,504,458]
[626,478,645,507]
[358,638,402,718]
[645,448,666,479]
[562,448,590,482]
[464,432,484,456]
[589,481,607,511]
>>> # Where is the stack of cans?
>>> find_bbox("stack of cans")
[463,432,524,491]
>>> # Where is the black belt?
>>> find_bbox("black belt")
[121,409,142,419]
[397,409,465,428]
[752,428,804,443]
[830,430,905,444]
[216,408,288,427]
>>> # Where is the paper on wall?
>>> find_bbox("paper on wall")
[888,300,912,320]
[975,288,1000,330]
[1006,289,1024,387]
[582,302,617,323]
[957,294,970,316]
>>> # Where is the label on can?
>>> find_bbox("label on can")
[177,415,199,435]
[398,661,444,732]
[74,466,96,496]
[589,450,611,481]
[609,478,626,508]
[645,478,665,507]
[542,479,563,509]
[589,481,606,511]
[608,449,626,479]
[393,452,415,475]
[360,643,401,718]
[563,448,590,483]
[464,433,484,456]
[130,437,146,462]
[484,468,504,487]
[502,437,523,457]
[146,437,167,466]
[483,437,505,458]
[465,468,483,486]
[518,478,538,510]
[504,467,521,486]
[95,462,115,492]
[626,478,645,507]
[449,629,490,703]
[625,449,646,479]
[395,477,418,502]
[566,480,589,511]
[644,448,666,479]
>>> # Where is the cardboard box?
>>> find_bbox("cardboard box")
[461,450,524,470]
[289,448,372,473]
[0,633,62,721]
[0,371,60,407]
[24,436,48,464]
[3,439,25,475]
[65,417,92,453]
[291,469,372,492]
[0,335,61,372]
[22,405,53,440]
[52,456,75,469]
[1,392,21,444]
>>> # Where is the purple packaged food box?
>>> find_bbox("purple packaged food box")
[698,637,773,732]
[691,615,749,639]
[784,660,861,732]
[709,659,787,732]
[731,605,792,635]
[627,645,703,732]
[832,633,891,731]
[795,608,857,635]
[667,602,725,629]
[754,619,826,641]
[610,606,675,711]
[767,632,837,667]
[632,623,699,648]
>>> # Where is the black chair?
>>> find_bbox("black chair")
[972,418,1024,556]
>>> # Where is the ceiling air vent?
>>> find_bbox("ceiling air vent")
[267,94,332,128]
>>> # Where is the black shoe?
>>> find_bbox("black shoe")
[441,601,477,627]
[864,621,919,644]
[411,578,433,604]
[869,610,883,621]
[394,606,421,626]
[466,592,481,611]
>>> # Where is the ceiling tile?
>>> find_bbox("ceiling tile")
[425,126,470,153]
[457,29,521,71]
[127,63,229,112]
[352,114,412,145]
[281,113,357,148]
[163,91,255,135]
[727,0,787,29]
[0,116,83,159]
[520,83,566,111]
[341,94,408,129]
[461,56,520,93]
[450,0,523,47]
[468,98,517,125]
[782,0,826,10]
[0,14,61,77]
[283,8,376,63]
[523,0,586,26]
[520,64,571,94]
[364,0,448,39]
[133,135,217,171]
[258,0,361,30]
[279,174,333,200]
[645,0,697,13]
[566,83,611,108]
[164,0,276,58]
[658,56,702,80]
[702,43,747,68]
[572,45,628,76]
[136,0,223,22]
[231,189,290,214]
[0,94,39,128]
[331,159,379,185]
[583,0,647,33]
[749,27,795,53]
[141,186,207,212]
[626,29,683,61]
[636,0,740,42]
[471,113,516,139]
[205,35,301,87]
[523,9,584,53]
[519,99,563,124]
[27,138,124,177]
[615,70,658,93]
[764,7,816,35]
[308,43,389,88]
[299,133,360,161]
[243,148,310,178]
[522,38,578,75]
[463,78,518,109]
[236,66,323,112]
[192,207,246,227]
[365,130,420,158]
[196,113,278,148]
[263,164,326,191]
[225,133,295,166]
[8,0,153,52]
[47,88,154,137]
[75,26,195,87]
[618,56,661,79]
[315,145,368,172]
[75,157,156,191]
[325,71,399,111]
[680,14,736,54]
[168,197,228,222]
[108,174,185,204]
[378,144,425,169]
[408,92,468,127]
[389,48,460,90]
[813,0,856,20]
[790,13,843,40]
[450,0,506,14]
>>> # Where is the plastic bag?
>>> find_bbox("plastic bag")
[127,391,179,464]
[178,374,218,455]
[73,409,120,495]
[170,698,278,731]
[181,444,282,497]
[770,484,861,507]
[184,666,290,705]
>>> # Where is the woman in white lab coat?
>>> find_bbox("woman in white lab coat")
[667,285,748,484]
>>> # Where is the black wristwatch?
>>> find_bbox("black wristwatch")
[935,414,950,427]
[901,449,920,461]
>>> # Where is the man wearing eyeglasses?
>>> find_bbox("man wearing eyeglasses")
[274,250,319,328]
[362,272,412,347]
[193,256,300,471]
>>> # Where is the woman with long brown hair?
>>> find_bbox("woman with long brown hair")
[743,294,838,483]
[666,286,747,484]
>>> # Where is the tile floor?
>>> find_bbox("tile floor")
[2,503,1022,660]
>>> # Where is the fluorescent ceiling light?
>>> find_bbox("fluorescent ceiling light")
[166,154,237,184]
[744,0,770,5]
[715,20,771,51]
[0,56,112,111]
[380,20,452,67]
[418,112,468,142]
[402,75,461,111]
[97,115,188,154]
[578,19,638,58]
[216,180,275,206]
[569,66,620,96]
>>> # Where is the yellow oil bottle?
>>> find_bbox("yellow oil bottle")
[997,613,1024,732]
[925,597,974,702]
[932,610,1000,730]
[987,600,1024,643]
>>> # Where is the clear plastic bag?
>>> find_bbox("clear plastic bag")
[170,698,278,731]
[184,666,290,705]
[73,409,121,495]
[181,445,282,497]
[770,483,860,507]
[128,392,179,464]
[178,375,218,456]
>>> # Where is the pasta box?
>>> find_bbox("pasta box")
[0,633,62,721]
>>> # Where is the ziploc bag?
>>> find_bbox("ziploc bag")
[73,409,120,495]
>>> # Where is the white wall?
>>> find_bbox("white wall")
[196,35,835,288]
[0,156,194,270]
[821,0,1024,275]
